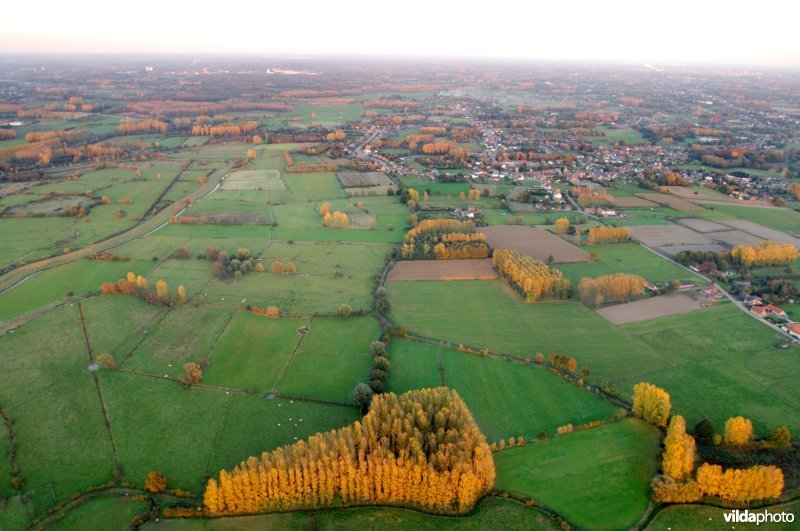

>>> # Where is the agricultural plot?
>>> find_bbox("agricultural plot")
[336,171,393,188]
[673,217,731,233]
[81,296,165,359]
[494,419,660,530]
[209,393,360,473]
[277,316,380,402]
[220,169,284,191]
[716,219,800,247]
[635,193,703,211]
[628,224,715,247]
[648,501,800,530]
[612,196,659,208]
[47,497,150,531]
[99,371,228,491]
[556,243,697,285]
[388,280,800,432]
[146,257,215,295]
[0,305,116,511]
[388,259,497,281]
[124,306,235,374]
[203,313,307,393]
[703,203,800,235]
[479,226,591,263]
[596,292,706,324]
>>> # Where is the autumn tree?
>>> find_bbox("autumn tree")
[586,226,630,245]
[492,249,570,302]
[285,262,296,274]
[769,426,791,448]
[177,285,186,303]
[338,304,352,317]
[271,261,284,274]
[145,471,167,493]
[95,353,115,369]
[579,273,646,306]
[632,382,671,427]
[554,217,570,233]
[662,415,696,481]
[697,463,783,502]
[252,135,262,145]
[156,279,168,299]
[246,148,256,159]
[255,263,265,272]
[724,416,753,446]
[179,362,202,386]
[731,241,799,267]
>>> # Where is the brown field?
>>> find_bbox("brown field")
[478,225,591,263]
[667,186,771,206]
[221,169,284,190]
[344,185,394,196]
[673,217,731,233]
[508,201,538,212]
[614,196,659,208]
[635,193,703,211]
[388,259,498,281]
[629,225,714,247]
[658,244,728,257]
[717,219,800,247]
[597,293,705,324]
[711,230,766,247]
[348,213,378,229]
[336,171,394,188]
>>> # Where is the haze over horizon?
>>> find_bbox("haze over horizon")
[1,0,798,67]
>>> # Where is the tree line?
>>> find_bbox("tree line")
[492,249,570,302]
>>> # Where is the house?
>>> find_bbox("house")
[751,304,787,319]
[743,295,763,306]
[781,323,800,340]
[701,285,721,300]
[678,279,695,289]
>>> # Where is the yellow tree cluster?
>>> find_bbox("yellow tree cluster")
[421,141,469,159]
[401,219,487,260]
[572,186,615,206]
[420,126,446,135]
[723,416,753,446]
[632,382,671,427]
[492,249,570,302]
[191,122,258,137]
[326,131,346,141]
[466,189,481,201]
[578,273,646,306]
[553,217,570,233]
[586,226,630,245]
[788,183,800,200]
[662,415,696,481]
[204,388,495,515]
[322,211,349,228]
[731,241,799,267]
[117,119,169,135]
[696,464,783,502]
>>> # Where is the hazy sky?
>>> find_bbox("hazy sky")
[1,0,798,65]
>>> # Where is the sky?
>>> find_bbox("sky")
[1,0,798,66]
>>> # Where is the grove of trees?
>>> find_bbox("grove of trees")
[492,249,570,302]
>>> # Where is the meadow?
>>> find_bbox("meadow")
[494,419,660,529]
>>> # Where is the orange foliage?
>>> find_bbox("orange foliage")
[492,249,570,302]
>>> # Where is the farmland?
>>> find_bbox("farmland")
[0,57,799,531]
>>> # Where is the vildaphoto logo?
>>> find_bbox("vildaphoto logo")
[723,509,795,525]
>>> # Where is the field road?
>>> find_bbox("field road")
[0,164,231,297]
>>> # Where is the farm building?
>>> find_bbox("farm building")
[751,304,787,319]
[781,323,800,340]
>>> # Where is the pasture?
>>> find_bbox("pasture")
[647,501,800,530]
[494,419,660,530]
[221,169,284,191]
[706,203,800,234]
[387,280,800,432]
[555,242,699,285]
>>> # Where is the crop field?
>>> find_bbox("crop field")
[221,169,284,191]
[336,171,394,188]
[555,242,698,285]
[612,196,659,208]
[388,259,497,281]
[596,292,705,324]
[629,224,715,247]
[494,419,660,529]
[635,193,703,211]
[705,203,800,234]
[479,226,591,263]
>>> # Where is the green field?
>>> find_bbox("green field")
[277,316,380,402]
[144,496,560,530]
[203,312,307,392]
[556,242,700,285]
[494,419,660,529]
[700,203,800,234]
[47,496,149,531]
[387,340,619,441]
[388,280,800,433]
[647,501,800,530]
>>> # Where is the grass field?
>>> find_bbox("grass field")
[0,305,116,511]
[494,419,660,529]
[277,316,380,402]
[48,496,149,531]
[203,312,307,392]
[209,394,359,473]
[389,340,620,440]
[556,242,699,285]
[647,501,800,530]
[144,496,559,530]
[388,280,800,433]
